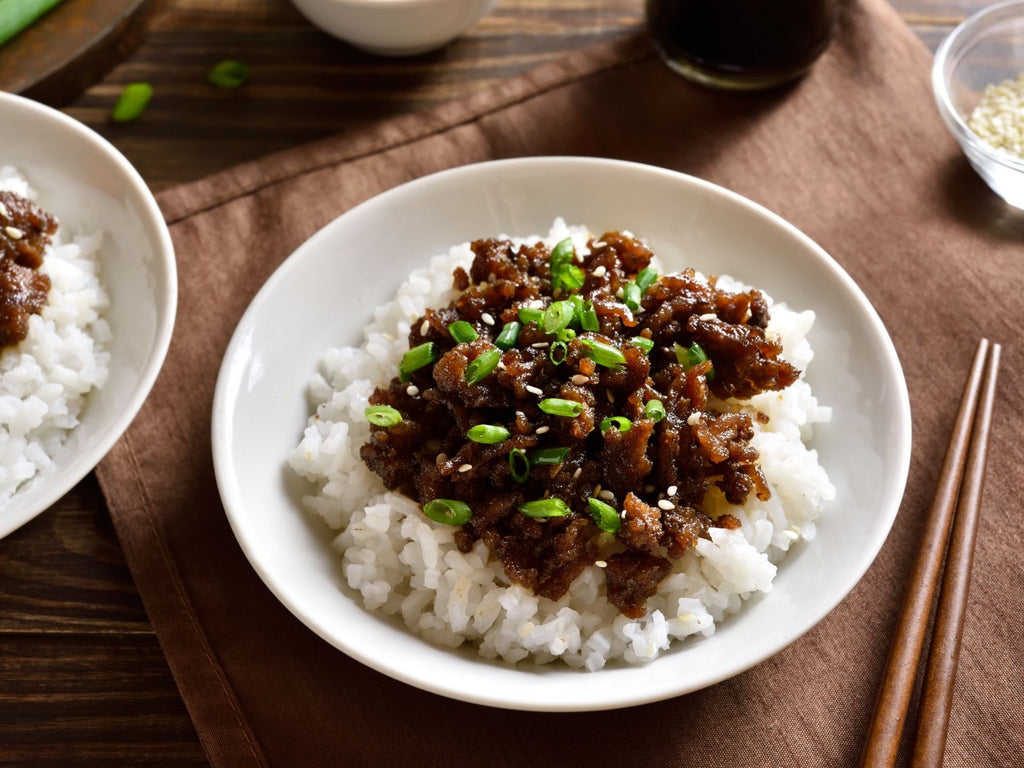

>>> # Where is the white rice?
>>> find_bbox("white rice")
[0,166,111,505]
[289,219,835,670]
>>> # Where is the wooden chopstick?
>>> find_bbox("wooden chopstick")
[859,338,999,768]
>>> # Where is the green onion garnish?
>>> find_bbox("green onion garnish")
[111,82,153,123]
[538,398,584,417]
[588,498,621,533]
[207,59,250,88]
[0,0,66,47]
[636,267,658,293]
[508,448,530,482]
[644,399,666,423]
[549,238,584,293]
[550,237,574,265]
[495,321,522,350]
[422,498,472,526]
[518,306,543,324]
[581,338,626,369]
[399,342,438,381]
[632,336,654,354]
[467,424,510,444]
[600,416,632,433]
[579,301,600,332]
[622,282,642,312]
[549,340,568,365]
[674,341,710,370]
[543,300,575,335]
[465,347,500,385]
[518,498,571,518]
[364,405,403,427]
[530,446,570,466]
[447,320,478,344]
[556,327,576,343]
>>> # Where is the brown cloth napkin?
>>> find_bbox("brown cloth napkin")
[97,0,1024,765]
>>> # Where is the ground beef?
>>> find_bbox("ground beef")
[0,191,56,349]
[361,231,800,616]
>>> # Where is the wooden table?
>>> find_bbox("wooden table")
[0,1,988,764]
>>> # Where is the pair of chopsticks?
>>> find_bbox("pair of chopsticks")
[860,338,1001,767]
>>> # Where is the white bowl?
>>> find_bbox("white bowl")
[0,92,176,539]
[291,0,498,56]
[212,157,911,711]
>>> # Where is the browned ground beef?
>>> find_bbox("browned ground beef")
[0,191,56,349]
[361,231,799,617]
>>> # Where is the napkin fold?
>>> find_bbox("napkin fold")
[97,0,1024,765]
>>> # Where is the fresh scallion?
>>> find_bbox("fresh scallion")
[538,398,584,417]
[518,498,571,518]
[579,301,600,332]
[556,327,576,343]
[467,424,510,444]
[600,416,632,433]
[622,282,642,312]
[549,237,584,293]
[207,59,250,88]
[530,446,570,466]
[632,336,654,354]
[636,267,658,293]
[0,0,66,47]
[399,342,437,381]
[542,300,575,335]
[447,320,478,344]
[588,497,621,533]
[549,340,568,365]
[465,347,500,385]
[508,448,530,482]
[495,321,522,350]
[674,341,710,370]
[364,405,402,427]
[111,82,153,123]
[518,306,543,325]
[550,237,574,265]
[581,338,626,369]
[644,399,666,423]
[422,498,473,526]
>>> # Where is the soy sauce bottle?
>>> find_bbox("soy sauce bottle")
[646,0,839,91]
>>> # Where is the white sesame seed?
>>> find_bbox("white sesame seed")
[436,453,448,464]
[481,312,495,326]
[5,226,23,240]
[0,202,8,219]
[592,240,606,248]
[570,374,589,385]
[686,412,701,426]
[615,286,624,299]
[658,499,675,511]
[458,463,473,473]
[529,299,544,309]
[497,361,507,370]
[599,490,615,501]
[592,265,607,278]
[593,484,602,497]
[606,390,615,404]
[667,485,678,496]
[406,384,420,396]
[572,467,582,480]
[698,312,716,321]
[531,341,549,348]
[595,560,608,568]
[515,410,526,420]
[419,319,430,336]
[535,425,550,434]
[525,384,543,396]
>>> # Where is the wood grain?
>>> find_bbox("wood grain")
[0,1,990,765]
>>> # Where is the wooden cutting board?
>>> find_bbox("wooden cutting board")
[0,0,163,106]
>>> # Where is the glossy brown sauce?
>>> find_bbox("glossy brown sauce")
[0,191,56,349]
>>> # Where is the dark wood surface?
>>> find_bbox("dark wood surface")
[0,1,990,764]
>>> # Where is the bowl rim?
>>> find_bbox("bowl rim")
[932,0,1024,173]
[0,90,178,539]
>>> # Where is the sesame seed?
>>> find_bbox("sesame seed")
[458,463,473,473]
[529,299,544,309]
[497,361,507,370]
[571,374,589,385]
[657,499,675,511]
[0,202,8,219]
[592,265,607,278]
[4,226,23,240]
[515,410,526,420]
[436,453,448,464]
[686,412,701,426]
[615,286,624,299]
[531,341,549,348]
[535,425,550,434]
[593,484,602,497]
[667,485,678,496]
[481,312,495,326]
[595,560,607,568]
[592,240,606,248]
[606,390,615,404]
[572,467,582,480]
[406,384,420,396]
[698,312,716,321]
[599,490,615,501]
[419,319,430,336]
[525,384,543,396]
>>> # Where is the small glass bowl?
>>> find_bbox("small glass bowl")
[933,0,1024,208]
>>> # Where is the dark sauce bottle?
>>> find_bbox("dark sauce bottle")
[646,0,839,90]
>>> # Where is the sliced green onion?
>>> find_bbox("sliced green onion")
[518,498,571,518]
[549,340,568,365]
[530,446,570,466]
[622,282,642,312]
[579,301,600,332]
[581,338,626,369]
[552,262,585,292]
[364,405,402,427]
[467,424,510,444]
[556,327,576,343]
[588,498,621,534]
[465,347,500,385]
[447,320,478,344]
[399,342,437,381]
[508,448,530,483]
[111,82,153,123]
[518,306,543,324]
[423,498,472,526]
[600,416,632,433]
[543,300,575,335]
[495,321,522,350]
[644,399,666,423]
[636,267,658,293]
[674,341,710,370]
[207,59,250,88]
[0,0,66,47]
[632,336,654,354]
[550,237,574,265]
[538,398,584,417]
